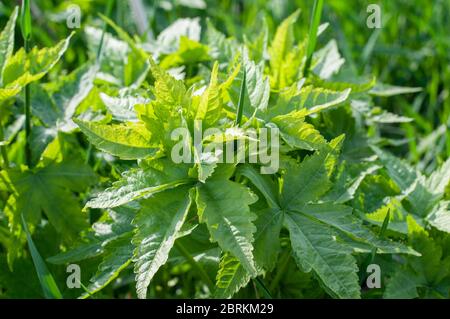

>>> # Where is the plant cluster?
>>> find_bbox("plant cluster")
[0,1,449,299]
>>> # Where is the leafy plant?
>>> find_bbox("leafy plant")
[0,1,448,300]
[52,10,425,299]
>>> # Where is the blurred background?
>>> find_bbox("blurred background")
[1,0,449,168]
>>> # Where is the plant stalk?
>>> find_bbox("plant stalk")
[254,277,273,299]
[175,241,214,291]
[0,124,9,168]
[24,42,32,167]
[235,54,246,127]
[21,0,33,167]
[269,248,291,292]
[84,0,114,165]
[96,0,115,61]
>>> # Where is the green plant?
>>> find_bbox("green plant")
[0,1,449,300]
[0,6,95,292]
[50,10,442,299]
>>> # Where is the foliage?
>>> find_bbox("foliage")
[0,1,448,300]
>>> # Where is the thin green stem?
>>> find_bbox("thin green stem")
[24,38,32,167]
[254,277,273,299]
[235,55,246,127]
[96,0,115,61]
[175,241,214,291]
[0,123,9,168]
[85,142,93,164]
[85,0,114,164]
[269,248,291,292]
[304,0,324,77]
[21,0,32,167]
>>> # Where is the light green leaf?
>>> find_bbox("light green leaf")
[52,63,98,130]
[3,33,73,88]
[370,83,422,97]
[156,18,201,54]
[159,36,210,70]
[310,74,376,94]
[269,10,301,90]
[100,91,144,121]
[196,166,258,276]
[81,233,133,298]
[215,252,251,298]
[0,86,21,103]
[369,111,413,124]
[47,242,103,265]
[272,109,327,151]
[301,86,351,115]
[373,147,439,217]
[74,119,157,160]
[372,147,418,192]
[301,203,418,255]
[86,159,192,208]
[384,230,450,298]
[133,187,193,299]
[312,40,345,79]
[31,84,60,127]
[426,201,450,233]
[236,164,279,208]
[206,20,236,64]
[138,58,189,149]
[285,212,360,299]
[0,7,18,86]
[244,51,270,114]
[384,269,420,299]
[253,208,283,271]
[53,206,136,298]
[195,62,222,126]
[281,136,343,210]
[1,161,95,244]
[426,158,450,196]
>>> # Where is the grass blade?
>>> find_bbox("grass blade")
[96,0,115,61]
[21,214,63,299]
[304,0,324,77]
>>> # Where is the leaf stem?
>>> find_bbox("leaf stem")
[175,241,214,291]
[254,277,273,299]
[269,248,291,292]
